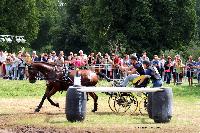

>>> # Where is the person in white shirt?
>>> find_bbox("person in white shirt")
[0,50,6,77]
[11,54,19,80]
[55,54,64,67]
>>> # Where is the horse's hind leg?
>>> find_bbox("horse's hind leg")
[88,92,98,112]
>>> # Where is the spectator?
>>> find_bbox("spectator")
[42,53,48,62]
[18,54,26,80]
[46,55,52,64]
[55,54,64,67]
[186,55,196,86]
[112,54,121,79]
[87,52,95,66]
[51,51,57,62]
[95,52,103,65]
[5,56,12,79]
[31,51,38,62]
[139,51,149,63]
[0,50,6,77]
[159,54,166,80]
[102,53,112,78]
[164,56,173,84]
[196,57,200,84]
[25,53,32,79]
[11,54,19,80]
[175,58,185,83]
[151,55,160,71]
[68,52,73,61]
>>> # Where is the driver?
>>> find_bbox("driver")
[116,55,145,87]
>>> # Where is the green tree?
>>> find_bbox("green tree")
[31,0,61,53]
[0,0,40,52]
[81,0,197,55]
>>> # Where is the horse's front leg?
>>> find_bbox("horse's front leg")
[46,87,59,108]
[88,92,98,112]
[35,90,48,112]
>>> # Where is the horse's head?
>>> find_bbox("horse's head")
[28,64,38,83]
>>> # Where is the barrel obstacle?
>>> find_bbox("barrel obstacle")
[65,84,173,123]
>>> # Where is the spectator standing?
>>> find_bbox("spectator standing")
[5,56,12,79]
[112,54,121,79]
[102,53,113,78]
[159,54,166,80]
[31,51,38,62]
[175,58,185,83]
[0,50,6,77]
[51,51,57,62]
[151,55,160,72]
[121,54,130,77]
[42,53,48,62]
[164,56,173,84]
[95,52,103,65]
[186,55,196,86]
[55,54,64,67]
[139,51,149,63]
[196,57,200,84]
[78,50,87,66]
[68,52,73,61]
[88,52,95,66]
[24,53,32,79]
[11,54,19,80]
[18,54,26,80]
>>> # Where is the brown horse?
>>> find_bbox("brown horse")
[28,62,99,112]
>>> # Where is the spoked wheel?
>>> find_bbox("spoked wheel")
[137,93,148,115]
[108,92,135,113]
[129,95,138,115]
[108,93,118,112]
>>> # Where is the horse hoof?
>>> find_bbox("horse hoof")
[107,78,111,82]
[34,108,40,112]
[91,109,97,112]
[55,103,60,108]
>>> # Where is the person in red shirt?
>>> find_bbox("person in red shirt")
[112,54,121,79]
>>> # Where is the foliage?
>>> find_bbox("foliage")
[0,0,40,52]
[160,40,200,62]
[31,0,61,53]
[81,0,197,55]
[0,0,198,56]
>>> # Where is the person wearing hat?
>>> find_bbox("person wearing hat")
[116,55,145,87]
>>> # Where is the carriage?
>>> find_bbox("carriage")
[107,76,150,115]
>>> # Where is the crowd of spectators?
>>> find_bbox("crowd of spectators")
[0,49,199,86]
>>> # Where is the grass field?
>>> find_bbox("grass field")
[0,79,200,132]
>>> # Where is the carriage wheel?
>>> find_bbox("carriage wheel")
[137,93,148,115]
[108,94,118,112]
[108,93,131,113]
[129,95,138,115]
[114,95,131,113]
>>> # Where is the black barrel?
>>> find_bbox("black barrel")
[147,92,153,119]
[65,86,87,122]
[151,87,173,123]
